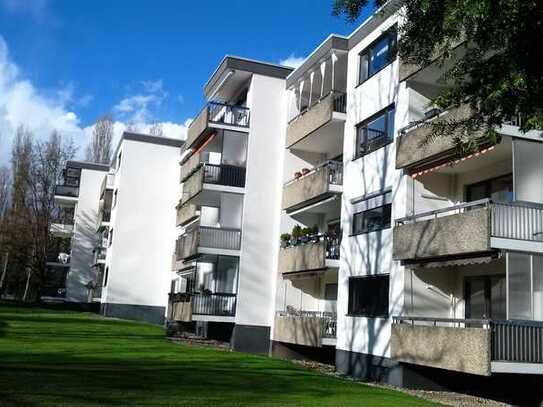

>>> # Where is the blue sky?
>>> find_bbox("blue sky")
[0,0,372,162]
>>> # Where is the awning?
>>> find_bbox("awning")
[406,254,499,269]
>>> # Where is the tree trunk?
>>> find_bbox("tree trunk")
[22,267,32,302]
[0,251,8,294]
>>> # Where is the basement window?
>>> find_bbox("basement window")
[348,275,389,318]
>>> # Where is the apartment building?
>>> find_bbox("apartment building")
[51,160,110,304]
[99,132,183,324]
[168,56,293,353]
[270,0,543,394]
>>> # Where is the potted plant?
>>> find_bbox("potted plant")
[280,233,291,248]
[301,227,313,243]
[301,167,310,176]
[294,171,302,179]
[291,225,303,244]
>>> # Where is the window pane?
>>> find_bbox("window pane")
[508,252,532,319]
[359,53,369,83]
[352,204,391,235]
[369,35,391,75]
[348,276,389,317]
[356,106,395,157]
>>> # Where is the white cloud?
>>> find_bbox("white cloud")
[0,36,190,165]
[279,54,305,69]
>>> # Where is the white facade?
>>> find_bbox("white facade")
[100,133,183,324]
[53,161,109,303]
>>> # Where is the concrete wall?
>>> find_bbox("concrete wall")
[102,138,179,317]
[278,242,326,274]
[186,106,208,149]
[273,315,322,347]
[282,167,330,210]
[391,324,491,376]
[392,208,491,261]
[514,138,543,204]
[395,104,483,170]
[286,92,333,148]
[66,168,107,303]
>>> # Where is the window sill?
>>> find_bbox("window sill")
[352,140,393,162]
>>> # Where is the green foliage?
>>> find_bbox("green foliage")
[333,0,543,137]
[291,224,303,239]
[0,306,436,406]
[280,233,291,242]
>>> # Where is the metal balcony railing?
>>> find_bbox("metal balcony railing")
[203,164,246,188]
[189,293,237,317]
[208,102,250,128]
[284,160,343,187]
[199,226,241,251]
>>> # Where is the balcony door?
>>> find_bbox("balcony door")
[465,275,506,320]
[465,174,513,203]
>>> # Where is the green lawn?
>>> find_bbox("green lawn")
[0,306,435,406]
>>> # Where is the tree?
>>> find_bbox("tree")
[0,128,75,301]
[333,0,543,141]
[0,166,10,293]
[85,114,113,164]
[149,122,164,137]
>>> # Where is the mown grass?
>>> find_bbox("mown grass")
[0,305,435,406]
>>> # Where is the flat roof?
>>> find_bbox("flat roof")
[204,56,294,97]
[111,132,184,166]
[66,160,110,172]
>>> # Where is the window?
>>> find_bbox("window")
[113,189,118,208]
[358,28,397,84]
[348,275,389,317]
[466,174,513,203]
[355,105,395,158]
[109,229,113,247]
[352,190,392,235]
[325,283,338,301]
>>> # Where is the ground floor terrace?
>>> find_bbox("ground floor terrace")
[0,304,434,406]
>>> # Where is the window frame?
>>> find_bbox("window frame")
[357,27,398,86]
[354,104,395,160]
[347,274,390,318]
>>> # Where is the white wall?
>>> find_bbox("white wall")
[236,73,287,328]
[101,139,179,310]
[337,12,406,359]
[219,193,243,229]
[66,168,107,302]
[514,138,543,203]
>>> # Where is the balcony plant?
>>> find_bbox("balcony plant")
[301,168,310,176]
[280,233,291,249]
[291,225,303,244]
[294,171,302,179]
[300,227,314,243]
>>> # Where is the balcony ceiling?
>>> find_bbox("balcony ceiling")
[434,138,511,175]
[289,195,341,224]
[210,70,251,103]
[289,119,345,160]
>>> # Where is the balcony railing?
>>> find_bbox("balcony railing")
[186,102,250,149]
[394,199,543,261]
[203,164,246,188]
[393,316,543,367]
[286,91,347,150]
[191,293,237,317]
[54,185,79,198]
[176,226,242,260]
[283,161,342,211]
[278,234,340,273]
[208,102,250,128]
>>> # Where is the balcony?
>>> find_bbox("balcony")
[393,199,543,262]
[286,91,346,155]
[283,161,342,212]
[180,164,246,206]
[278,235,340,274]
[273,311,337,347]
[50,223,74,237]
[176,226,242,261]
[176,204,199,227]
[396,105,492,171]
[392,317,543,376]
[168,292,237,320]
[46,251,70,266]
[54,184,79,206]
[186,102,250,150]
